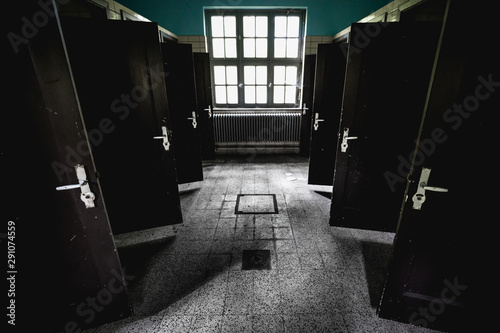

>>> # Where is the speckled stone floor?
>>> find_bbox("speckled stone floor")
[83,155,439,333]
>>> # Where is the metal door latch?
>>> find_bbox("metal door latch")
[188,111,198,129]
[204,105,212,118]
[340,128,358,152]
[56,164,96,208]
[153,126,170,151]
[302,103,309,115]
[313,113,324,131]
[412,167,448,210]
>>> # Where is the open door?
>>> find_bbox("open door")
[193,52,216,160]
[330,22,442,232]
[307,43,347,185]
[3,8,131,331]
[60,19,183,235]
[162,42,204,184]
[299,54,316,157]
[379,1,497,331]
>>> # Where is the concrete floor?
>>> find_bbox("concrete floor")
[84,155,438,333]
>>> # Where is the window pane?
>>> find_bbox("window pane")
[225,38,237,58]
[213,66,226,84]
[275,16,287,37]
[215,86,226,104]
[212,38,225,58]
[286,38,299,58]
[274,39,286,58]
[244,38,255,58]
[286,66,297,84]
[244,66,255,84]
[274,86,285,103]
[243,16,255,37]
[256,16,268,37]
[245,86,255,104]
[287,16,300,37]
[256,66,267,84]
[274,66,286,84]
[285,86,296,103]
[224,16,236,37]
[211,16,224,37]
[255,38,267,58]
[226,66,238,84]
[227,86,238,104]
[256,86,267,103]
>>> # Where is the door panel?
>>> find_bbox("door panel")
[61,19,183,235]
[3,11,131,331]
[162,42,204,184]
[330,22,441,232]
[299,54,316,157]
[193,52,216,160]
[379,2,497,331]
[308,43,347,185]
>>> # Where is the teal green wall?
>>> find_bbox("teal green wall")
[119,0,392,36]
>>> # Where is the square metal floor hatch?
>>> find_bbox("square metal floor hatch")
[242,250,272,270]
[235,194,278,214]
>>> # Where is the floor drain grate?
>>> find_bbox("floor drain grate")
[241,250,271,270]
[235,194,278,214]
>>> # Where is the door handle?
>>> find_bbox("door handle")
[313,113,324,131]
[56,164,96,208]
[153,126,170,151]
[302,103,309,115]
[340,127,358,152]
[187,111,198,128]
[412,167,448,210]
[204,105,212,118]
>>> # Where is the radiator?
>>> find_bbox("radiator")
[213,110,302,153]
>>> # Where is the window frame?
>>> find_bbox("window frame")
[205,9,306,109]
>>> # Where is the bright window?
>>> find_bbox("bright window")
[206,9,305,107]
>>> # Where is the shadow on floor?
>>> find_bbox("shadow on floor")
[117,237,244,317]
[361,241,393,308]
[314,190,332,199]
[179,188,201,197]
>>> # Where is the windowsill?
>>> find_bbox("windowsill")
[213,107,302,111]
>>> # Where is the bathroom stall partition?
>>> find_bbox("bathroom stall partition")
[330,21,442,232]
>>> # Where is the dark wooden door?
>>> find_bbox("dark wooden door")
[61,19,183,235]
[3,10,131,331]
[307,43,346,185]
[299,54,316,157]
[379,2,497,331]
[330,22,442,232]
[193,52,216,160]
[162,42,204,184]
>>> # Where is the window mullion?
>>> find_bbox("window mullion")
[268,14,274,106]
